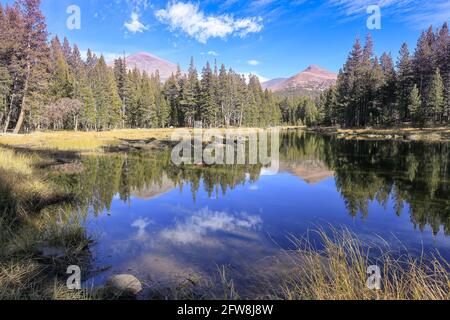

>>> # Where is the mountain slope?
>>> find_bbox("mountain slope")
[124,52,180,82]
[262,65,337,96]
[261,78,287,91]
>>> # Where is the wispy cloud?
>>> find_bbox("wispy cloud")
[250,0,279,8]
[406,1,450,27]
[247,59,260,66]
[201,51,220,56]
[155,2,263,43]
[124,0,151,11]
[124,12,148,33]
[327,0,450,27]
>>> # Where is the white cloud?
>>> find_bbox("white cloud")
[241,72,270,83]
[201,51,220,56]
[124,12,148,33]
[328,0,450,27]
[247,59,260,66]
[155,2,263,43]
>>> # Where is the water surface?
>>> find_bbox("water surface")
[64,131,450,291]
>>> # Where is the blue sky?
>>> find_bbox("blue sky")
[3,0,449,80]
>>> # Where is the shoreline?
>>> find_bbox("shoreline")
[306,126,450,142]
[0,126,304,153]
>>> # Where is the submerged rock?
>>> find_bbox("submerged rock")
[106,274,142,297]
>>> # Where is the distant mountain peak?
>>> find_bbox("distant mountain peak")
[124,52,180,81]
[262,64,337,95]
[304,64,322,71]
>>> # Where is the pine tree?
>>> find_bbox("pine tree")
[409,84,423,126]
[199,62,217,127]
[248,74,263,126]
[113,56,128,127]
[396,43,414,121]
[12,0,50,133]
[62,36,71,62]
[91,56,122,130]
[217,64,233,127]
[0,65,12,124]
[303,98,318,126]
[338,37,364,127]
[367,56,384,125]
[0,3,11,124]
[435,23,449,123]
[180,57,199,127]
[413,27,436,98]
[138,72,157,128]
[323,86,338,126]
[1,3,24,131]
[49,36,73,100]
[164,73,180,127]
[230,72,248,127]
[126,68,142,127]
[152,70,169,128]
[85,49,98,77]
[71,44,95,130]
[380,52,397,124]
[244,87,258,127]
[425,68,445,123]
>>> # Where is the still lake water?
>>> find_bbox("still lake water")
[67,131,449,290]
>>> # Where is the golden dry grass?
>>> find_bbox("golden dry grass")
[0,258,99,300]
[0,127,301,152]
[269,229,450,300]
[0,129,175,151]
[0,148,56,217]
[0,148,96,300]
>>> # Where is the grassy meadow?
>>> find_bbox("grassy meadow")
[0,127,301,152]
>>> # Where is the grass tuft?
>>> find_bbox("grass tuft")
[268,228,449,300]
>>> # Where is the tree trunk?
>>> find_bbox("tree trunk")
[3,90,16,132]
[13,46,31,134]
[3,108,12,132]
[13,78,30,134]
[13,104,26,134]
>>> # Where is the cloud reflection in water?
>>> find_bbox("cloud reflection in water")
[161,208,262,245]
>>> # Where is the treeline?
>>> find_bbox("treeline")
[0,0,280,133]
[281,23,449,128]
[1,1,448,132]
[320,24,449,128]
